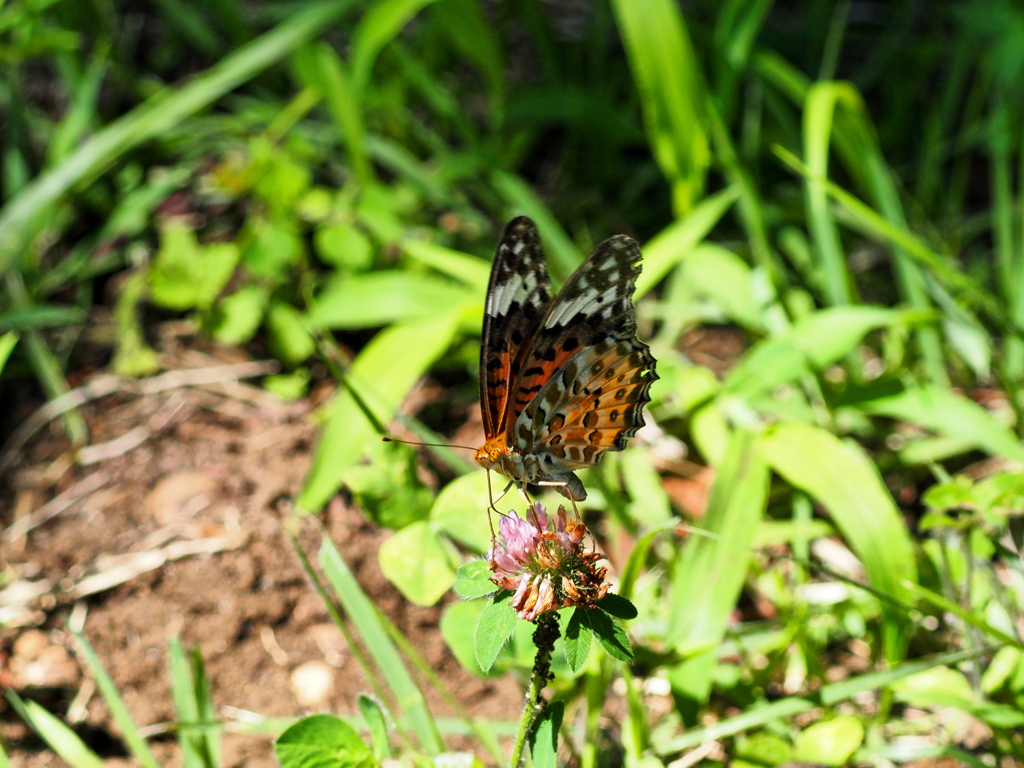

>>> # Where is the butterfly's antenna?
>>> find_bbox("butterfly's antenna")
[381,436,476,451]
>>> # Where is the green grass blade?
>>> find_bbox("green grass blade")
[859,383,1024,463]
[71,630,161,768]
[903,581,1021,647]
[610,0,710,216]
[0,331,18,374]
[4,272,87,446]
[298,311,461,512]
[168,637,206,768]
[774,146,1016,335]
[349,0,441,93]
[990,99,1023,379]
[3,692,105,768]
[491,170,579,280]
[0,0,349,278]
[310,270,474,329]
[636,185,740,297]
[803,81,856,306]
[46,46,108,166]
[757,422,918,661]
[656,647,992,753]
[399,239,490,291]
[668,429,769,708]
[298,42,373,187]
[723,306,924,396]
[319,538,445,754]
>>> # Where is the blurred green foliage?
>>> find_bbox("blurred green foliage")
[5,0,1024,765]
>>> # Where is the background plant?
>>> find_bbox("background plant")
[4,0,1024,765]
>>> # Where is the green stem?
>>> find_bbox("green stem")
[509,614,560,768]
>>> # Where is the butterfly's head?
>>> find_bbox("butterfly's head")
[474,440,504,469]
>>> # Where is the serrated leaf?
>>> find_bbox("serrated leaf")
[528,701,564,768]
[563,609,593,672]
[597,593,638,620]
[454,560,496,598]
[475,594,518,673]
[580,609,632,662]
[274,714,374,768]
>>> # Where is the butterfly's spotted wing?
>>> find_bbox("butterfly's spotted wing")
[479,217,551,440]
[476,218,657,502]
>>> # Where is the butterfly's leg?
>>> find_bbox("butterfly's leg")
[532,479,584,519]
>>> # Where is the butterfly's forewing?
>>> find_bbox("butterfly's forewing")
[479,217,552,439]
[507,234,654,453]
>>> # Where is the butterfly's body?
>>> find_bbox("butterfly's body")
[476,217,657,502]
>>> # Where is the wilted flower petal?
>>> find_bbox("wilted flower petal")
[487,503,609,621]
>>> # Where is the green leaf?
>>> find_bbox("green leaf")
[350,0,441,93]
[861,384,1024,463]
[149,224,239,311]
[580,609,632,663]
[453,560,495,598]
[669,428,768,705]
[441,600,491,676]
[724,306,918,396]
[430,471,493,553]
[315,220,374,269]
[341,440,432,529]
[792,716,864,766]
[0,1,350,279]
[399,239,490,292]
[563,609,594,672]
[378,521,459,606]
[922,477,976,513]
[319,541,443,753]
[311,270,473,330]
[758,422,918,661]
[299,312,461,512]
[0,332,19,375]
[298,43,372,187]
[357,695,391,761]
[657,647,989,753]
[528,701,564,768]
[253,152,311,213]
[244,218,304,282]
[265,369,311,401]
[265,302,315,367]
[610,0,709,216]
[71,631,160,768]
[636,185,740,297]
[275,714,374,768]
[733,733,792,768]
[3,695,105,768]
[475,595,518,673]
[296,186,335,222]
[207,285,267,345]
[597,593,638,620]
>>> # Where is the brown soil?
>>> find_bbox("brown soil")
[0,328,520,767]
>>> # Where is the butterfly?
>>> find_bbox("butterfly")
[474,216,658,502]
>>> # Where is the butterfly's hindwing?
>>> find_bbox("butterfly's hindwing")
[526,337,657,467]
[479,217,552,439]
